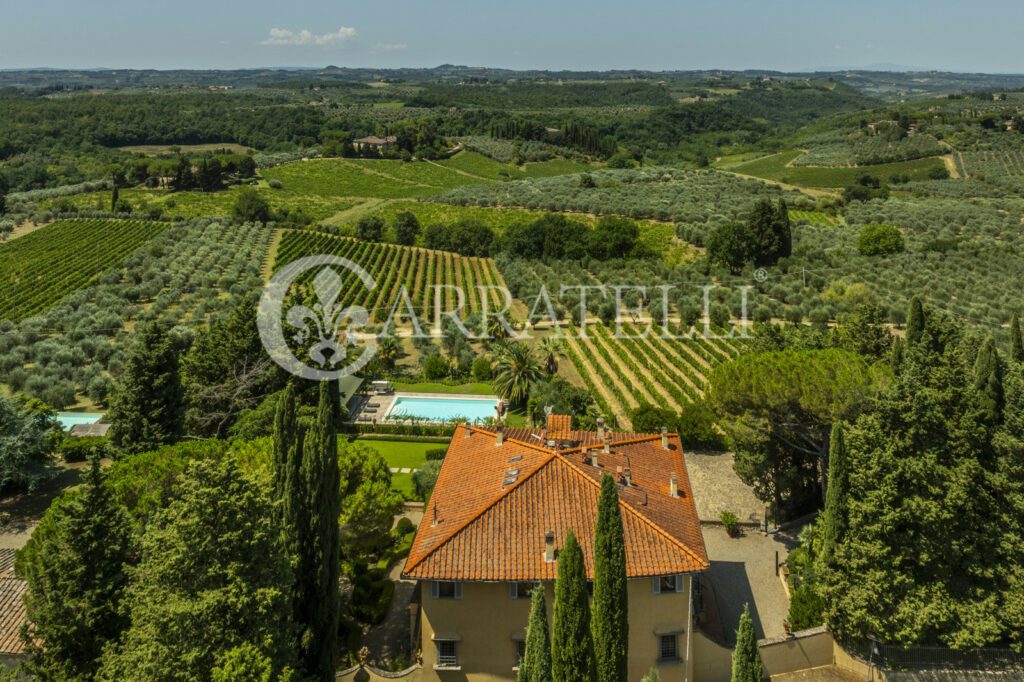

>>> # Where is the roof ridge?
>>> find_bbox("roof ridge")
[553,445,709,572]
[403,436,559,576]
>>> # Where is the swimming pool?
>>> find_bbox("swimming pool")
[386,396,498,422]
[56,413,104,430]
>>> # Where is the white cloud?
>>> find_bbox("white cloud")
[261,26,356,47]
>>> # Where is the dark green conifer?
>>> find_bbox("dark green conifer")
[1010,313,1023,364]
[551,531,596,682]
[820,423,849,566]
[518,585,552,682]
[906,296,925,348]
[592,474,628,682]
[731,604,764,682]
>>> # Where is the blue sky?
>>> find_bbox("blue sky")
[2,0,1022,73]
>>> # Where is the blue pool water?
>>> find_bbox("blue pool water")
[56,413,104,430]
[387,396,498,422]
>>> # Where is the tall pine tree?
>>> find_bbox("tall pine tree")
[272,382,297,504]
[731,604,764,682]
[297,381,341,680]
[108,322,185,455]
[518,585,552,682]
[819,423,849,566]
[1010,313,1023,365]
[551,531,596,682]
[18,453,133,681]
[592,474,628,682]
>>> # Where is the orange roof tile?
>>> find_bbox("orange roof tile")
[402,422,709,581]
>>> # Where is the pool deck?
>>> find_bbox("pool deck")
[351,391,499,425]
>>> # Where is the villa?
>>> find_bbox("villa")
[402,414,710,681]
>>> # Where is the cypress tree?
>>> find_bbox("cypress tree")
[108,322,185,455]
[297,381,341,680]
[551,531,596,682]
[110,184,119,212]
[819,423,849,566]
[731,604,764,682]
[592,474,628,682]
[1010,313,1023,364]
[974,337,1005,426]
[776,198,792,259]
[890,336,905,373]
[18,452,133,680]
[906,296,925,348]
[272,383,297,503]
[518,585,553,682]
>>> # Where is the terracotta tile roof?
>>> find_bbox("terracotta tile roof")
[546,414,571,441]
[0,550,28,655]
[354,135,397,145]
[402,422,709,581]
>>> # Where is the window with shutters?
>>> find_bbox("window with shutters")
[653,574,684,594]
[431,581,462,599]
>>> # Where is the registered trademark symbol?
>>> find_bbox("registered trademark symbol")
[753,268,768,282]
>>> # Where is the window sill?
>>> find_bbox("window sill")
[433,665,463,672]
[657,657,683,665]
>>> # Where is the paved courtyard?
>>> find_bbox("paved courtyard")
[684,449,765,525]
[702,522,800,643]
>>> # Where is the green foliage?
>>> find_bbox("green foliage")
[592,475,628,682]
[1011,313,1023,364]
[706,222,753,273]
[720,510,739,531]
[471,357,492,382]
[392,211,420,246]
[824,307,1024,648]
[519,585,553,682]
[731,604,764,682]
[493,343,543,406]
[182,296,282,439]
[18,454,133,681]
[819,423,849,566]
[108,322,185,455]
[424,447,447,461]
[677,400,724,450]
[338,441,403,551]
[0,219,166,322]
[708,348,888,518]
[58,436,108,463]
[411,459,442,501]
[640,669,662,682]
[355,215,385,242]
[551,531,596,682]
[856,223,905,256]
[629,403,676,434]
[0,393,60,491]
[906,296,925,348]
[231,188,272,224]
[97,458,294,680]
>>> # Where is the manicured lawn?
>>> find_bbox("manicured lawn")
[392,381,495,395]
[358,438,441,499]
[730,149,947,188]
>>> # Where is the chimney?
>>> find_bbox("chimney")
[602,435,610,455]
[670,472,679,498]
[661,426,669,450]
[624,467,632,486]
[544,531,555,562]
[464,421,472,438]
[591,448,599,468]
[496,423,504,446]
[597,417,606,440]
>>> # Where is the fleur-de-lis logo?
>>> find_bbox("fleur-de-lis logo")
[258,255,377,380]
[287,267,369,368]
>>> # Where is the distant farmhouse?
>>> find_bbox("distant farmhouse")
[403,415,710,681]
[353,135,397,151]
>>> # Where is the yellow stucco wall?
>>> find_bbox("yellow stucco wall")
[417,576,697,682]
[690,630,732,682]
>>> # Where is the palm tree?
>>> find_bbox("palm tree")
[487,317,513,342]
[376,336,400,371]
[537,337,565,375]
[492,342,542,406]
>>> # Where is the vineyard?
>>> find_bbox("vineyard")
[561,322,745,430]
[459,136,586,164]
[727,150,947,188]
[272,230,508,323]
[0,218,167,321]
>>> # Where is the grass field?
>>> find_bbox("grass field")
[727,150,947,188]
[437,151,593,181]
[261,158,488,198]
[43,185,360,222]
